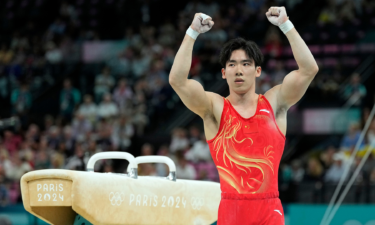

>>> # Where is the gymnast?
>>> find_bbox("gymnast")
[169,7,318,225]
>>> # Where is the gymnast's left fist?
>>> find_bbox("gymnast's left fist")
[190,13,214,34]
[265,7,289,26]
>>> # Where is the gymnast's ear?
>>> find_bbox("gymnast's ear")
[255,66,262,78]
[221,68,226,79]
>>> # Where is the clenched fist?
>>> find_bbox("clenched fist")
[190,13,214,34]
[266,7,288,26]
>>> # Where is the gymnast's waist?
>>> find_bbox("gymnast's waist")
[221,191,279,200]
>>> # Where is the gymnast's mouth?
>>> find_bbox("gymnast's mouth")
[235,78,244,83]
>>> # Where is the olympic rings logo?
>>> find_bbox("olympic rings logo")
[191,197,204,210]
[109,192,125,206]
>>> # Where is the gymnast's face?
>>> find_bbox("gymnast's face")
[221,49,261,94]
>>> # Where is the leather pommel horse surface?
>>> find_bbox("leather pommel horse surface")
[20,152,221,225]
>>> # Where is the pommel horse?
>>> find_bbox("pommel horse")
[20,152,220,225]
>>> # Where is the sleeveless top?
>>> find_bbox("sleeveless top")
[207,94,286,194]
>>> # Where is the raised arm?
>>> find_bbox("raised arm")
[266,7,319,109]
[169,13,215,118]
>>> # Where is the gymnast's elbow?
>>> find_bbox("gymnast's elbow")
[169,73,187,87]
[312,64,319,75]
[300,64,319,77]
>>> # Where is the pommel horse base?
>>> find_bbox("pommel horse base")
[21,152,220,225]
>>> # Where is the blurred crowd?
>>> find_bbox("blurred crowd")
[0,0,375,207]
[0,123,217,206]
[280,116,375,203]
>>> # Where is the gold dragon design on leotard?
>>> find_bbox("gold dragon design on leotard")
[213,107,274,194]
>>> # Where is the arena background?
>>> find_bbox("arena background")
[0,0,374,224]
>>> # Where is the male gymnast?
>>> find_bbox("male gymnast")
[169,7,318,225]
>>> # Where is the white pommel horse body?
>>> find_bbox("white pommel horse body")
[20,152,221,225]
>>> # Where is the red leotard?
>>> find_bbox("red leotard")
[207,94,286,225]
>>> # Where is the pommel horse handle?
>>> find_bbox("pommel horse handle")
[86,152,138,179]
[130,156,177,182]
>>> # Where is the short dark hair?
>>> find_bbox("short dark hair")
[219,38,264,68]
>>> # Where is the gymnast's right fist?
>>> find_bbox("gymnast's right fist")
[190,13,214,33]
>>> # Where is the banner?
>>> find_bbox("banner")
[289,204,375,225]
[82,41,127,63]
[303,108,361,134]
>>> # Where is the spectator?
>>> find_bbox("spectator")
[56,142,69,159]
[246,0,266,14]
[50,145,65,169]
[10,32,29,50]
[60,1,77,22]
[340,122,365,151]
[112,78,133,114]
[185,134,211,163]
[61,126,76,158]
[270,60,287,85]
[39,137,54,157]
[304,158,324,182]
[137,143,155,176]
[170,128,189,153]
[34,150,51,170]
[0,44,14,65]
[77,95,98,123]
[18,142,34,168]
[46,126,61,151]
[197,169,210,181]
[43,115,55,134]
[264,27,283,58]
[10,83,32,117]
[175,151,196,180]
[0,165,10,207]
[131,50,151,78]
[97,93,119,119]
[60,79,81,122]
[199,0,220,17]
[343,73,367,107]
[324,153,348,183]
[96,127,113,152]
[150,77,172,118]
[3,130,22,157]
[48,18,66,35]
[84,140,102,172]
[111,116,134,151]
[147,60,168,89]
[64,143,86,171]
[25,123,40,152]
[0,149,12,180]
[291,160,305,183]
[71,113,92,142]
[94,66,115,103]
[132,104,148,136]
[45,41,63,64]
[103,164,114,173]
[141,143,154,156]
[188,126,201,145]
[106,47,133,77]
[338,0,356,22]
[7,154,32,181]
[320,145,337,169]
[318,0,338,24]
[138,163,157,176]
[155,145,172,176]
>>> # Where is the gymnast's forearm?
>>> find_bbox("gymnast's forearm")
[169,34,195,86]
[169,13,214,87]
[285,28,319,76]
